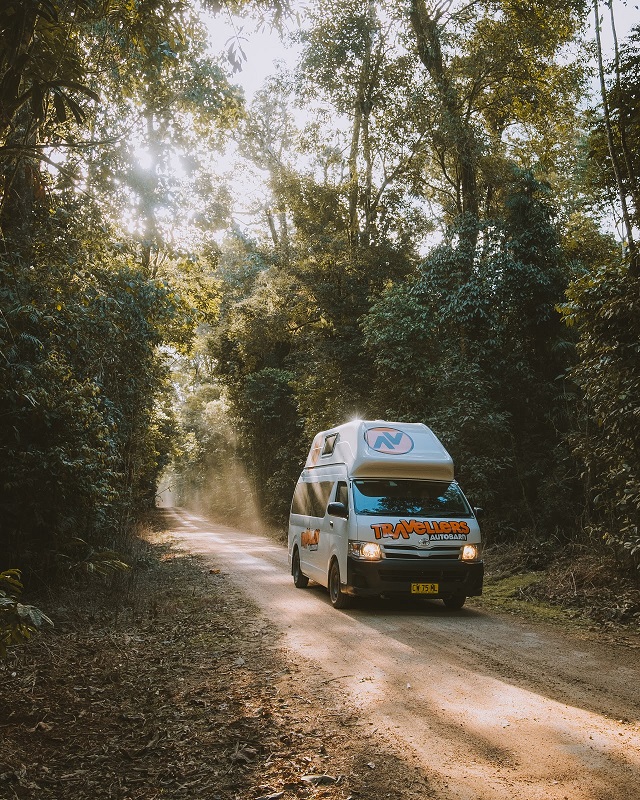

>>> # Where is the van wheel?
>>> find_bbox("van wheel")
[292,547,309,589]
[443,594,466,610]
[328,559,351,609]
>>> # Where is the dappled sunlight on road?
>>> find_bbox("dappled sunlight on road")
[164,508,640,800]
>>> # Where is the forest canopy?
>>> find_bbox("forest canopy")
[1,0,639,578]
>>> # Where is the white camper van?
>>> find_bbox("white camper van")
[287,420,483,609]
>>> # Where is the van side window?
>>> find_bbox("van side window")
[291,483,307,515]
[336,481,348,510]
[291,481,334,517]
[322,433,338,456]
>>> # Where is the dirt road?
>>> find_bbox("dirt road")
[166,507,640,800]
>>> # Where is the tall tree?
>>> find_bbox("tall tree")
[363,170,580,536]
[560,16,640,564]
[592,0,638,275]
[402,0,587,254]
[0,0,277,567]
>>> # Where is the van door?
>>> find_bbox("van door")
[300,477,334,583]
[328,480,350,582]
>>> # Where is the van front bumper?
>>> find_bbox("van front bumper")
[346,556,484,598]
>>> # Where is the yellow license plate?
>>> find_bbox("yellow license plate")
[411,582,439,594]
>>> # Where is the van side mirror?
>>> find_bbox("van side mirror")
[473,507,484,519]
[327,501,348,519]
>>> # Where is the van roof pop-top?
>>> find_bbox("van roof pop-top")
[304,419,454,481]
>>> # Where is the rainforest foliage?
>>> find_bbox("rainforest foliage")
[0,0,243,570]
[1,0,639,583]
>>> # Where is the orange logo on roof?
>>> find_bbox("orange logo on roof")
[365,427,414,455]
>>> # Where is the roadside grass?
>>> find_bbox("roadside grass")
[470,542,640,637]
[470,571,575,624]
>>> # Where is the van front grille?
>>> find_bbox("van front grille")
[382,545,460,560]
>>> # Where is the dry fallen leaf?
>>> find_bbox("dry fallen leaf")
[301,773,338,785]
[27,721,53,733]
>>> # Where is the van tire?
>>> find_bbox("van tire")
[328,559,351,609]
[292,547,309,588]
[443,594,466,610]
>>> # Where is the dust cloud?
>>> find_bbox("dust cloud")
[164,456,281,538]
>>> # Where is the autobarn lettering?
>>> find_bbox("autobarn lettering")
[370,519,470,540]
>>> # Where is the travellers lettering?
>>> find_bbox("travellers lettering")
[370,519,470,540]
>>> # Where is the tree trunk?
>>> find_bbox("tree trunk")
[0,1,43,236]
[0,1,40,141]
[607,2,640,244]
[0,117,40,236]
[348,73,364,250]
[594,0,638,277]
[141,111,161,275]
[408,0,480,257]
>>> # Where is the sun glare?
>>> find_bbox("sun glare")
[134,147,154,170]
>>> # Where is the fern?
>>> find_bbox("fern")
[0,570,53,661]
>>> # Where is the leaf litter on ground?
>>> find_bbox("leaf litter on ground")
[0,514,433,800]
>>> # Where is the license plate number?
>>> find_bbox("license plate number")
[411,582,439,594]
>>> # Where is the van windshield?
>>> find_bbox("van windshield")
[352,479,472,517]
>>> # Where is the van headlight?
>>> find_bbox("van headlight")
[349,541,382,561]
[461,544,480,561]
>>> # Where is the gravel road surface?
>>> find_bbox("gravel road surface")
[166,507,640,800]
